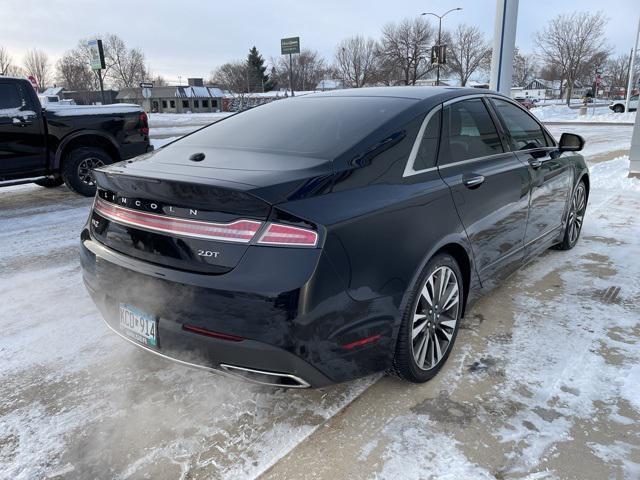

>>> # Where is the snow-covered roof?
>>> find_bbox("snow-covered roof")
[315,79,343,90]
[41,87,64,96]
[116,86,225,100]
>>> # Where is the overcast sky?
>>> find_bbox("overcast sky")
[2,0,638,83]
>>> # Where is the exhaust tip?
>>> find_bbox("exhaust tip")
[219,364,310,388]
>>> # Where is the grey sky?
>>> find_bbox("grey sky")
[2,0,638,83]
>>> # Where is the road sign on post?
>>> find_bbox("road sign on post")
[281,37,300,97]
[88,39,106,104]
[140,81,154,99]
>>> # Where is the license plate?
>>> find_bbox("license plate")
[119,303,158,348]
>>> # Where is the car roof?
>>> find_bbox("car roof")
[306,86,496,101]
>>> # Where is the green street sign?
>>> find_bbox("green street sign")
[281,37,300,55]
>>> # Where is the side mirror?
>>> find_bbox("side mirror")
[559,133,585,152]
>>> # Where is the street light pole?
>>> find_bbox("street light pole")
[422,8,462,86]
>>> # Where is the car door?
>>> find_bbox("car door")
[0,79,46,178]
[437,96,531,284]
[489,98,573,257]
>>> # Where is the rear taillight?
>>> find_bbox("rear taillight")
[94,198,262,243]
[139,112,149,135]
[257,223,318,247]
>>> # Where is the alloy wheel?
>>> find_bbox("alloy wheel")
[77,157,105,186]
[411,266,460,371]
[567,183,586,245]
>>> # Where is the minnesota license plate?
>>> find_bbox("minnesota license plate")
[119,303,158,348]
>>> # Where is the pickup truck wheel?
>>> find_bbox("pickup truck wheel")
[34,176,64,188]
[62,147,111,197]
[613,104,625,113]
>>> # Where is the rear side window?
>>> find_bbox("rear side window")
[412,108,441,171]
[439,98,503,165]
[0,83,24,110]
[491,98,549,150]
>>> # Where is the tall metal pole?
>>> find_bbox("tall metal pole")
[625,16,640,113]
[289,53,294,97]
[436,17,442,86]
[422,8,461,87]
[98,70,105,105]
[489,0,519,95]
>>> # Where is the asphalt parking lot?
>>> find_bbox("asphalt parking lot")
[1,125,639,479]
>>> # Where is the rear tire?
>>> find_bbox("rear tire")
[555,180,587,251]
[34,176,64,188]
[62,147,112,197]
[613,104,625,113]
[393,253,464,383]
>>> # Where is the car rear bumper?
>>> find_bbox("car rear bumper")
[80,234,397,388]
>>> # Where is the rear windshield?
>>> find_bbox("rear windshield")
[179,96,415,158]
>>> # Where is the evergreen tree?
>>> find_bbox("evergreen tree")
[246,46,273,92]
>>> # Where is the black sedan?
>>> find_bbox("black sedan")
[80,87,589,388]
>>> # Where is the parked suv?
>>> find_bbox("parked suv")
[609,95,638,113]
[0,76,152,196]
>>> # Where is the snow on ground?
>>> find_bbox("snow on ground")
[532,104,635,123]
[1,120,639,479]
[147,112,232,128]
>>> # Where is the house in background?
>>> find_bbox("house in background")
[315,79,343,91]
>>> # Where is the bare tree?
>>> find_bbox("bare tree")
[444,24,491,86]
[103,35,149,89]
[535,12,610,105]
[334,36,378,88]
[512,47,537,87]
[604,53,639,98]
[379,17,435,85]
[273,49,329,91]
[56,51,94,90]
[0,46,22,76]
[23,49,51,90]
[210,61,249,93]
[149,74,167,86]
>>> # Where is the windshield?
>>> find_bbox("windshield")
[179,96,415,158]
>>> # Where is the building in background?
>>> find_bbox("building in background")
[117,78,224,113]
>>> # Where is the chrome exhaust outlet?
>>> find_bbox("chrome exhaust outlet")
[219,364,311,389]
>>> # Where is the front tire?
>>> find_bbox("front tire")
[393,253,464,383]
[613,104,625,113]
[62,147,112,197]
[556,180,587,251]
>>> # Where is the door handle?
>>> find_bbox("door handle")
[14,119,33,127]
[462,174,485,189]
[529,158,543,169]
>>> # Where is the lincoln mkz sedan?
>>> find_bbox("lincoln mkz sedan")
[80,87,588,388]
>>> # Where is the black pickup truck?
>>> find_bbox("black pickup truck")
[0,76,152,196]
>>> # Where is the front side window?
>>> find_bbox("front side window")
[439,98,503,165]
[491,98,548,151]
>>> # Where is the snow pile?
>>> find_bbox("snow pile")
[589,156,640,191]
[148,112,232,127]
[533,104,636,123]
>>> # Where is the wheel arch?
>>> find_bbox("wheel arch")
[398,235,476,328]
[54,131,120,170]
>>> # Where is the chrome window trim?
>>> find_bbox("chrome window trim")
[402,104,442,178]
[437,152,511,170]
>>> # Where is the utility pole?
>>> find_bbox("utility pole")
[422,8,462,86]
[625,16,640,113]
[289,53,294,97]
[489,0,519,95]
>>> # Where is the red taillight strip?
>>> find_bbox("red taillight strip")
[257,223,319,247]
[182,324,244,342]
[94,197,262,243]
